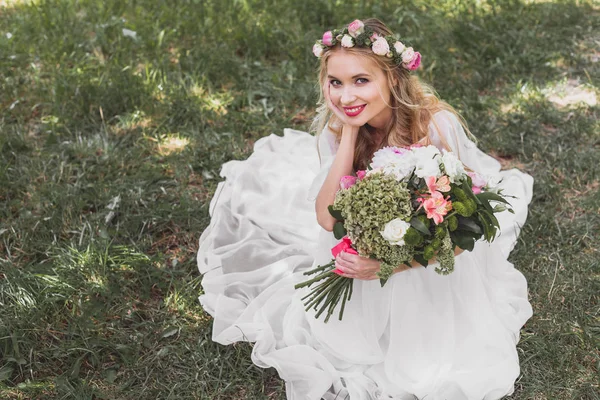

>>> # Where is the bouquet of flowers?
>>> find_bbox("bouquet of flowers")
[295,144,513,323]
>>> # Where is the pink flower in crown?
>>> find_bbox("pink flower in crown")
[422,191,452,225]
[348,19,365,38]
[468,171,486,194]
[356,170,367,180]
[401,47,415,64]
[406,52,421,70]
[426,175,451,194]
[322,31,334,46]
[313,43,324,58]
[340,175,357,189]
[370,32,380,42]
[372,37,390,56]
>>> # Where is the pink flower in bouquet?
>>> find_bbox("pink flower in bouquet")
[340,175,357,189]
[406,52,421,70]
[422,191,452,225]
[426,175,451,194]
[322,30,334,46]
[348,19,365,38]
[468,171,486,194]
[356,170,367,180]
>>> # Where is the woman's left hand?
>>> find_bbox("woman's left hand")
[334,251,381,280]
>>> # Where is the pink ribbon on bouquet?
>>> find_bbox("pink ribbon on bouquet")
[331,236,358,275]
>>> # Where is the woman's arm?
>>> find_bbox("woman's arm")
[315,125,358,231]
[393,247,465,274]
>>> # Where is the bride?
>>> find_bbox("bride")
[197,18,533,400]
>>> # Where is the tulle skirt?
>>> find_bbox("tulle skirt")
[197,129,533,400]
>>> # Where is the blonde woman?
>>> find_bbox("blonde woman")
[198,18,533,400]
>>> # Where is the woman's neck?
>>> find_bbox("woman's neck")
[365,124,386,148]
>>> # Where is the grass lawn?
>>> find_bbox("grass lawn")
[0,0,598,398]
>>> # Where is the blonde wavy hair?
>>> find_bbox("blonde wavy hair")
[311,18,475,171]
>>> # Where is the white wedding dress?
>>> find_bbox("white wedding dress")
[197,110,533,400]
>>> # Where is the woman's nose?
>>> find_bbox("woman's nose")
[340,87,357,105]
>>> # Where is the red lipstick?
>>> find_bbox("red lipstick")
[343,104,366,117]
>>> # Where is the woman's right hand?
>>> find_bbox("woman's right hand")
[322,82,361,139]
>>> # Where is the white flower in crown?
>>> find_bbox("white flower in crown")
[394,41,405,54]
[372,37,390,56]
[401,47,415,64]
[312,43,324,58]
[341,34,355,48]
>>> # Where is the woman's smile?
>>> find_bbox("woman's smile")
[343,104,366,117]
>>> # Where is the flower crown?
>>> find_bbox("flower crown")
[312,19,421,71]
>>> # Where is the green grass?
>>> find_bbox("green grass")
[0,0,599,398]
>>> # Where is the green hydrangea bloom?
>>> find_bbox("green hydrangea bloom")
[333,173,414,281]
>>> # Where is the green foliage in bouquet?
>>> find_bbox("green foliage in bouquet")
[405,175,514,269]
[333,173,414,283]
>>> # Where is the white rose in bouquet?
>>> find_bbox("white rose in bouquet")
[381,218,411,246]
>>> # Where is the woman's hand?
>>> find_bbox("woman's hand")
[334,251,382,280]
[335,251,423,280]
[322,82,361,138]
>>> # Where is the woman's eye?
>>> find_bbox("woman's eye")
[356,78,369,84]
[329,79,341,87]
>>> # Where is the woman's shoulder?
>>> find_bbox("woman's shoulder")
[429,109,461,131]
[426,109,469,153]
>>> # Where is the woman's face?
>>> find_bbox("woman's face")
[325,50,393,129]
